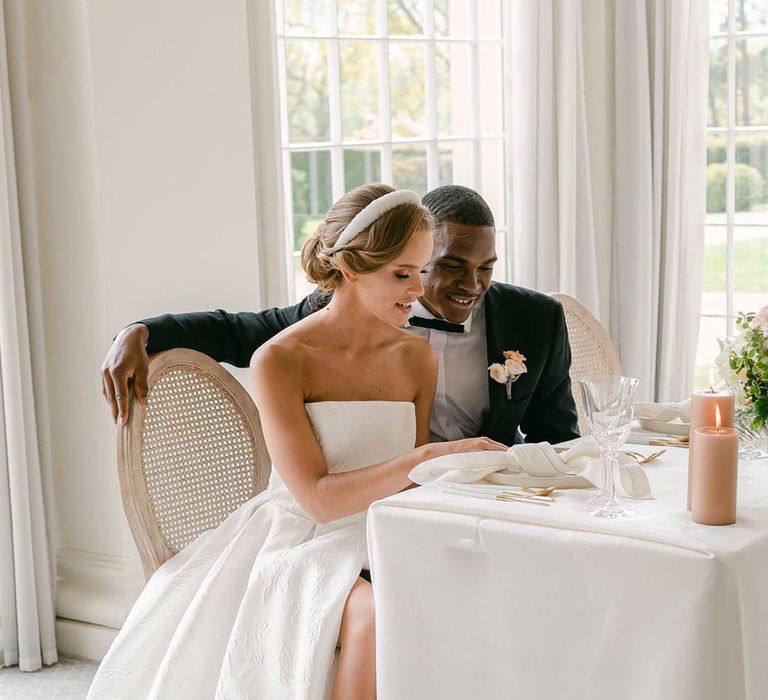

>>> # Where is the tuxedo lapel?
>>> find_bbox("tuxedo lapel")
[481,286,526,444]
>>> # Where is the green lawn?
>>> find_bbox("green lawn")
[704,237,768,292]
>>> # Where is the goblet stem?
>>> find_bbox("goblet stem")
[584,453,609,505]
[605,448,618,505]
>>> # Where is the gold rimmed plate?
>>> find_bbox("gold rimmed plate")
[638,418,690,436]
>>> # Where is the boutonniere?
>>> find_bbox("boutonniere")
[488,350,527,400]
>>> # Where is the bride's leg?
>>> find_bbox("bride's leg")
[332,576,376,700]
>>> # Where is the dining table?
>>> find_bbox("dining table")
[367,441,768,700]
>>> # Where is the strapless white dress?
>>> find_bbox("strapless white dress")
[87,401,416,699]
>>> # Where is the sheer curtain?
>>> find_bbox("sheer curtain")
[507,0,708,401]
[508,0,601,315]
[611,0,708,401]
[0,0,57,672]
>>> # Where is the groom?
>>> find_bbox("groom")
[102,186,579,446]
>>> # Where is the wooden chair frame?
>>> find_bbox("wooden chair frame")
[550,293,624,435]
[116,348,271,580]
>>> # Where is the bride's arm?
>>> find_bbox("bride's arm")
[411,341,437,447]
[250,341,501,523]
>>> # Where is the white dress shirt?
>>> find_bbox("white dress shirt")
[406,300,490,442]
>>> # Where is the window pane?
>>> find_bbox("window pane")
[434,0,471,38]
[340,41,380,139]
[478,44,503,134]
[734,226,768,295]
[285,41,330,142]
[436,42,471,136]
[481,139,505,226]
[493,230,508,283]
[709,0,729,34]
[438,141,474,187]
[708,39,727,128]
[735,38,768,127]
[283,0,332,35]
[478,0,502,38]
[291,150,331,251]
[388,0,423,35]
[694,316,728,390]
[702,224,728,295]
[734,133,768,221]
[706,133,727,224]
[343,148,382,189]
[338,0,377,35]
[389,43,427,138]
[294,253,317,304]
[697,226,728,391]
[734,0,768,32]
[393,145,427,193]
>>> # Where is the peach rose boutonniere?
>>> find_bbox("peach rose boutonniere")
[488,350,527,400]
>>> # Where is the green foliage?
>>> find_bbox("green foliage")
[706,162,766,212]
[729,311,768,430]
[702,237,768,292]
[293,216,323,251]
[706,134,768,169]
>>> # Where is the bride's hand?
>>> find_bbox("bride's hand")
[420,436,507,461]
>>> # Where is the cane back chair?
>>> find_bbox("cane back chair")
[550,293,624,435]
[117,348,271,580]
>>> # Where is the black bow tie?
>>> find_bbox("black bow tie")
[408,316,465,334]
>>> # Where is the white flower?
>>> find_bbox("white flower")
[756,304,768,334]
[488,363,508,384]
[505,358,527,377]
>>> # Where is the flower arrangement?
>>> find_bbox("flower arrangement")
[716,305,768,431]
[489,350,527,400]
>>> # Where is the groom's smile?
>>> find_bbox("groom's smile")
[419,222,497,324]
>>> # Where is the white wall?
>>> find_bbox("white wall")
[22,0,263,658]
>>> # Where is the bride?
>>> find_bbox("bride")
[87,183,505,699]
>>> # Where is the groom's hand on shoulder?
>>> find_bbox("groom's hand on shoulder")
[101,323,150,426]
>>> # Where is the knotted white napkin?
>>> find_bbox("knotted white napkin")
[408,436,653,499]
[634,399,691,422]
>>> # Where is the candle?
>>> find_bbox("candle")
[692,405,739,525]
[687,380,735,510]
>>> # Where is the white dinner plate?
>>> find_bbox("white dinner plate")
[638,418,690,436]
[485,471,592,489]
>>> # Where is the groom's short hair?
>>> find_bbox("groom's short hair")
[422,185,495,229]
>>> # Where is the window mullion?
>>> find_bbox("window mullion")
[377,0,393,183]
[327,0,344,199]
[725,0,736,335]
[469,1,481,190]
[424,0,438,190]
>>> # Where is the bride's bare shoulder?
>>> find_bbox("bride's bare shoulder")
[249,323,312,376]
[393,332,437,373]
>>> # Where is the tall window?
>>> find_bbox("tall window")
[698,0,768,385]
[275,0,508,301]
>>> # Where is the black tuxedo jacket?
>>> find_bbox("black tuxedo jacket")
[142,283,579,445]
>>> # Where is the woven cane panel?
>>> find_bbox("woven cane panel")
[562,309,619,435]
[142,366,258,553]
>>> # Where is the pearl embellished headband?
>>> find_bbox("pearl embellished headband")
[327,189,421,253]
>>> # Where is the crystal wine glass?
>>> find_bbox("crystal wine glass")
[579,375,639,519]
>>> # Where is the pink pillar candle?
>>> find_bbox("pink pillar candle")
[691,426,739,525]
[687,390,735,510]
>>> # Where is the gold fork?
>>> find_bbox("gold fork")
[624,449,667,464]
[522,486,556,497]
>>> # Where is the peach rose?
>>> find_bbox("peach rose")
[503,350,527,363]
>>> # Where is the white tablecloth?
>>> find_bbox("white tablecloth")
[367,446,768,700]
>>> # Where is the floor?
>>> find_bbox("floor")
[0,658,98,700]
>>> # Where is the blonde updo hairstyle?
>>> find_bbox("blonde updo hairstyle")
[301,183,433,292]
